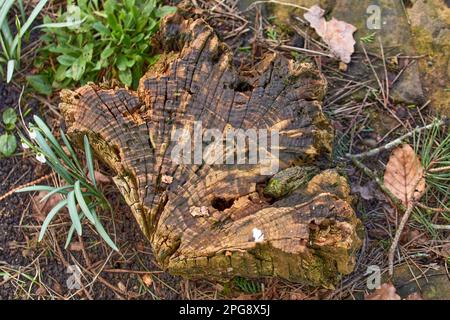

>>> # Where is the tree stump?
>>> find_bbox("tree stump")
[60,14,363,287]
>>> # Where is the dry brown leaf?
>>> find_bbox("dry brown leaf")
[384,144,426,207]
[365,283,401,300]
[94,170,112,184]
[141,274,153,287]
[304,5,357,63]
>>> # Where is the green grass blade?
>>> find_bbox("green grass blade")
[38,198,68,241]
[60,129,83,172]
[11,0,48,50]
[74,181,95,224]
[39,185,73,202]
[67,190,82,236]
[6,59,14,82]
[33,115,59,149]
[33,116,76,171]
[15,185,54,193]
[64,221,77,249]
[37,17,86,29]
[91,209,118,251]
[1,21,13,46]
[84,135,96,187]
[0,0,14,28]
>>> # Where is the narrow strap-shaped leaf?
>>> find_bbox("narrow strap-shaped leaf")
[11,0,49,50]
[39,185,73,203]
[33,115,60,150]
[91,210,118,251]
[0,0,14,28]
[60,129,83,172]
[36,17,86,29]
[84,136,96,187]
[38,198,68,241]
[64,215,80,249]
[33,116,76,171]
[6,59,14,83]
[67,191,82,236]
[33,130,74,183]
[74,181,95,224]
[15,185,54,193]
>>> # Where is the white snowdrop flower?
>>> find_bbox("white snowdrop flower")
[252,227,264,243]
[21,142,30,149]
[36,153,46,164]
[29,128,37,140]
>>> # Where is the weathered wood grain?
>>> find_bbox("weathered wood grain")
[60,13,362,287]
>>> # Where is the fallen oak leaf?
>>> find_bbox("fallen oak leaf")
[383,144,425,208]
[304,5,357,64]
[365,283,401,300]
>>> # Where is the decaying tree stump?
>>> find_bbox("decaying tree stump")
[60,14,363,287]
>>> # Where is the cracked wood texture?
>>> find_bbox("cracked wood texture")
[60,14,362,287]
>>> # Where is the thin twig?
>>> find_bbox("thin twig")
[0,173,56,202]
[346,119,447,159]
[388,203,415,276]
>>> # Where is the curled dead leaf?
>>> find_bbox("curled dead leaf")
[304,5,357,63]
[365,283,401,300]
[384,144,425,208]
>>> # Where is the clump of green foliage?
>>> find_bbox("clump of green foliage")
[33,0,175,93]
[233,277,262,294]
[17,116,118,251]
[0,0,49,82]
[0,107,17,156]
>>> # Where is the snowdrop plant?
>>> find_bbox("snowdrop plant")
[17,115,118,251]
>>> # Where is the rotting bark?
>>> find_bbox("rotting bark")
[59,13,363,287]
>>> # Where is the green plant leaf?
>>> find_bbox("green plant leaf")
[64,221,77,249]
[74,181,96,224]
[26,75,52,95]
[71,57,87,81]
[39,185,73,203]
[15,185,55,193]
[2,107,17,126]
[118,68,132,86]
[59,129,83,172]
[91,209,119,251]
[57,55,77,66]
[84,135,96,187]
[67,190,82,236]
[100,46,114,60]
[37,17,86,29]
[38,198,68,241]
[156,6,177,18]
[6,60,15,83]
[0,133,16,156]
[10,0,49,52]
